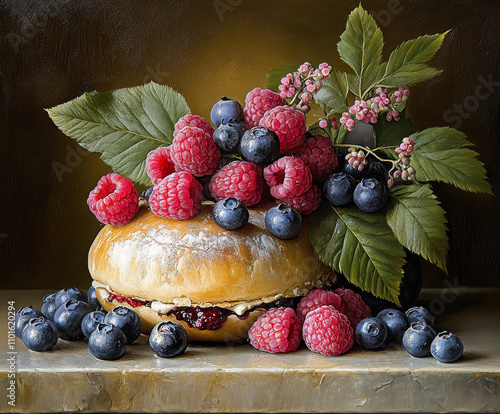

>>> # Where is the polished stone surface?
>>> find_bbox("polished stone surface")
[1,288,499,413]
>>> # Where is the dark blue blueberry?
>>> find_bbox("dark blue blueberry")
[403,321,437,357]
[41,293,57,321]
[265,203,302,240]
[405,306,434,326]
[323,172,357,206]
[87,285,104,311]
[376,309,408,344]
[212,198,249,231]
[240,126,280,165]
[21,316,59,352]
[355,317,388,349]
[141,186,154,202]
[54,287,86,310]
[88,323,127,360]
[210,97,244,127]
[15,306,44,338]
[367,159,389,183]
[53,299,92,341]
[82,311,107,339]
[431,331,464,363]
[149,321,188,358]
[213,120,246,154]
[104,306,141,344]
[353,178,388,213]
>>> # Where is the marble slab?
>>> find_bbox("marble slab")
[1,288,499,413]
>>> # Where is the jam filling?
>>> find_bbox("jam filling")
[106,292,301,331]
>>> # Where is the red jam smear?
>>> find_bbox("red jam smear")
[167,307,250,330]
[106,292,151,308]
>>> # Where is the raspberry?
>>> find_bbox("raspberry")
[149,171,203,220]
[263,156,312,199]
[209,161,263,206]
[302,305,354,356]
[174,114,214,137]
[335,288,371,330]
[297,289,343,324]
[259,106,306,153]
[87,173,139,226]
[170,126,220,177]
[243,88,286,129]
[296,135,338,181]
[277,184,321,215]
[248,307,301,354]
[146,146,176,185]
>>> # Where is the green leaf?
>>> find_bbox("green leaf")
[410,127,493,194]
[374,32,448,88]
[374,109,416,149]
[314,70,349,115]
[337,5,384,97]
[387,184,449,272]
[46,82,190,185]
[266,65,297,92]
[309,202,406,304]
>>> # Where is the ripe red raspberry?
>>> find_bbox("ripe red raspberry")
[244,87,286,128]
[170,126,220,177]
[87,173,139,226]
[335,288,371,330]
[296,135,338,181]
[174,114,214,137]
[248,307,301,354]
[297,289,343,324]
[146,146,176,185]
[149,171,203,220]
[259,106,306,154]
[302,305,354,356]
[263,156,312,199]
[209,161,263,206]
[277,184,321,215]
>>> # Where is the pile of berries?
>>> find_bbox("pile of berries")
[14,287,188,360]
[248,288,370,356]
[356,306,463,363]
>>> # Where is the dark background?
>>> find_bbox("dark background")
[1,0,499,290]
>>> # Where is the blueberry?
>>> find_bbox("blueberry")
[353,178,388,213]
[88,323,127,360]
[323,172,357,206]
[405,306,434,326]
[212,198,249,231]
[149,321,188,358]
[53,299,92,341]
[343,161,371,180]
[430,331,464,363]
[87,285,103,311]
[403,321,437,357]
[213,120,246,154]
[81,311,107,339]
[21,316,59,352]
[376,309,408,344]
[104,306,141,344]
[210,97,244,127]
[41,293,58,320]
[15,306,44,338]
[367,159,389,183]
[355,317,388,349]
[54,287,86,309]
[240,126,280,165]
[265,203,302,240]
[141,186,154,202]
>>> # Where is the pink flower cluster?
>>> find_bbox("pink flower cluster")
[279,62,331,113]
[388,137,416,186]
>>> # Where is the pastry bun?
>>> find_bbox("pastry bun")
[88,203,334,342]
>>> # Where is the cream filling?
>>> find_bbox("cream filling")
[93,271,333,316]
